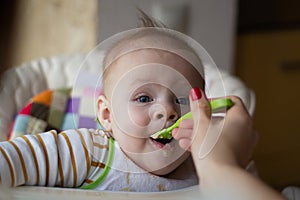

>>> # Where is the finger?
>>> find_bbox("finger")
[189,87,212,155]
[179,139,192,151]
[223,96,253,128]
[189,87,211,122]
[178,119,193,129]
[172,128,193,140]
[172,127,193,151]
[225,96,250,116]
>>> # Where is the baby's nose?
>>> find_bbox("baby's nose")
[153,106,179,122]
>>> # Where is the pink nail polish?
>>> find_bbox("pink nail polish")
[190,87,202,101]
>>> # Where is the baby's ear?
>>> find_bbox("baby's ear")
[97,95,112,131]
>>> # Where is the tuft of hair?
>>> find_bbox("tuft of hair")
[136,8,167,28]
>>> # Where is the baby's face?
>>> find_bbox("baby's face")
[100,49,203,175]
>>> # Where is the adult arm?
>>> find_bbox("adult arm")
[173,88,286,200]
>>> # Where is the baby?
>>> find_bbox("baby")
[0,13,204,192]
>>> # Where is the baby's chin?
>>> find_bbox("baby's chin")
[148,151,191,176]
[149,165,177,176]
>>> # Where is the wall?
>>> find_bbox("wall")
[97,0,237,73]
[0,0,98,71]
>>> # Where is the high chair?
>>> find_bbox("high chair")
[0,52,256,199]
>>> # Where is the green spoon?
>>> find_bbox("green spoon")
[150,98,233,140]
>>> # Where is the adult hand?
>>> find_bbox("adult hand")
[173,88,286,200]
[173,87,258,169]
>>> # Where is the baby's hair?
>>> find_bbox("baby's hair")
[103,9,167,67]
[101,9,204,95]
[102,9,169,94]
[136,8,167,28]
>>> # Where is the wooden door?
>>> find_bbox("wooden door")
[236,30,300,189]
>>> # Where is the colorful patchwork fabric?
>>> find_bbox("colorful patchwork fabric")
[9,87,102,140]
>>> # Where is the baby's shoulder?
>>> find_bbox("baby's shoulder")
[58,128,111,141]
[87,128,111,139]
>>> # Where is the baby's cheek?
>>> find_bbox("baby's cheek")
[127,104,168,136]
[128,108,151,128]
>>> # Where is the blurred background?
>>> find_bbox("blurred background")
[0,0,299,191]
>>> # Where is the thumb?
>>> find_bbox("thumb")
[189,88,212,155]
[189,87,211,122]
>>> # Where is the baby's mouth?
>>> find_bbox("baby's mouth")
[150,137,173,145]
[149,122,175,146]
[150,125,174,142]
[149,119,178,146]
[149,137,173,150]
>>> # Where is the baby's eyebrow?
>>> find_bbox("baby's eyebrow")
[128,79,157,90]
[129,79,145,85]
[130,78,157,85]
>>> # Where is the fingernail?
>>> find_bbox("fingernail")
[190,87,202,101]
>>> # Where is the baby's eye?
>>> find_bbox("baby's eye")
[137,95,153,103]
[176,97,189,105]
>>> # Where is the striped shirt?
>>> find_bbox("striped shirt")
[0,128,113,188]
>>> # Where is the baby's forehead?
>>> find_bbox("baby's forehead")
[104,30,197,69]
[108,49,204,89]
[102,29,205,95]
[111,49,197,77]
